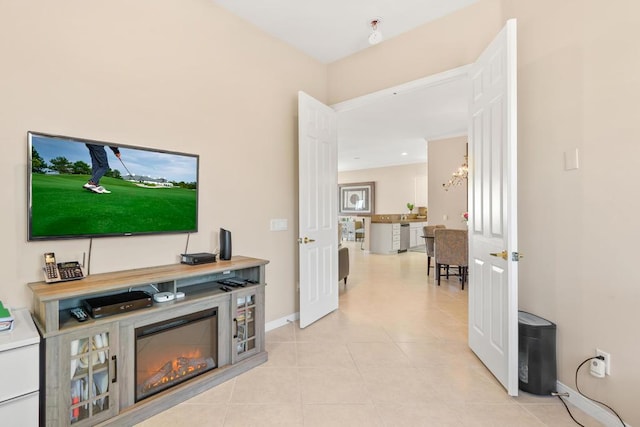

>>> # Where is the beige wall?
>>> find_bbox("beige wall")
[3,0,639,423]
[0,0,327,323]
[338,163,427,214]
[504,0,640,423]
[427,136,468,229]
[329,0,639,424]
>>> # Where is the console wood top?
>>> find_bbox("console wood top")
[28,255,269,302]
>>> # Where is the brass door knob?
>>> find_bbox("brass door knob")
[489,250,508,260]
[297,237,316,244]
[489,251,524,261]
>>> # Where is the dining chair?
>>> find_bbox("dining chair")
[338,223,350,285]
[338,246,350,285]
[423,225,445,276]
[434,228,468,289]
[354,220,364,241]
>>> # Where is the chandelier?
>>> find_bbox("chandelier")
[442,155,468,191]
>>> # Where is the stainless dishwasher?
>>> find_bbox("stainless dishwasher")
[399,223,410,252]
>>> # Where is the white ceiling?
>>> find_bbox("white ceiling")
[212,0,479,64]
[337,77,470,171]
[212,0,475,171]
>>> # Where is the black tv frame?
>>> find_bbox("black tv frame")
[27,131,199,241]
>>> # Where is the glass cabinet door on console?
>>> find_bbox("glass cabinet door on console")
[233,288,261,362]
[62,323,119,426]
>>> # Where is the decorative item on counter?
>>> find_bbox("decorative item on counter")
[0,301,13,332]
[406,203,414,214]
[462,212,469,222]
[417,207,427,219]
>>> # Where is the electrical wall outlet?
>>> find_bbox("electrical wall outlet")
[596,348,611,376]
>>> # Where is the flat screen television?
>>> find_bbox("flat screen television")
[28,131,199,241]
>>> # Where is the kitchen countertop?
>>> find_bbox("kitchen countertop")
[370,215,427,224]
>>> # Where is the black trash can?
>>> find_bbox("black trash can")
[518,311,557,395]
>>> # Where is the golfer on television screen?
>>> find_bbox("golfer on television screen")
[83,144,120,194]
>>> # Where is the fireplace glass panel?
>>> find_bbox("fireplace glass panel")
[135,308,218,402]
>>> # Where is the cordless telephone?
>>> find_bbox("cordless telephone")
[43,252,85,283]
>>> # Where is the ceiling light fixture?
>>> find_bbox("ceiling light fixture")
[368,18,382,45]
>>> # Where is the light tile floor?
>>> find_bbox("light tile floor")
[137,242,603,426]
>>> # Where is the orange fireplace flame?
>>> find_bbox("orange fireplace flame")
[141,349,215,394]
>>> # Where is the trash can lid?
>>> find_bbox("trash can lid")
[518,311,553,326]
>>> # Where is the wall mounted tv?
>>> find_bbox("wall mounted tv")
[28,131,199,241]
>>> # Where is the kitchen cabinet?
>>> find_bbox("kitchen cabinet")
[409,222,428,248]
[370,223,401,254]
[370,221,427,254]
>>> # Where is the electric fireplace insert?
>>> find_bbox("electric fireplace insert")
[135,308,218,402]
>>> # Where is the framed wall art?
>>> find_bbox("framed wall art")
[338,182,375,215]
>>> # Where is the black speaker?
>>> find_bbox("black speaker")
[220,228,232,260]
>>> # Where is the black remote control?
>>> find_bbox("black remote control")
[220,280,242,287]
[70,307,89,322]
[227,278,247,286]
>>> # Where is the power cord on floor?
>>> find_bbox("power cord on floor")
[554,356,626,426]
[553,392,585,427]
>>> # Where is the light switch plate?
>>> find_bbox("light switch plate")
[270,219,288,231]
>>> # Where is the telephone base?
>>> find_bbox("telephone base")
[43,266,86,284]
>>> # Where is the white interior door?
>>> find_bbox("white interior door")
[298,91,338,328]
[468,19,519,395]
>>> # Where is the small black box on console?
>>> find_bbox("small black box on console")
[181,252,217,265]
[83,291,152,319]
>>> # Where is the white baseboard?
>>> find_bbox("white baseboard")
[265,312,299,332]
[556,381,630,427]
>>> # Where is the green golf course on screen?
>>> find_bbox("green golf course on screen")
[30,174,197,238]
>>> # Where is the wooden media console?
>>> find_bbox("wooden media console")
[28,256,268,427]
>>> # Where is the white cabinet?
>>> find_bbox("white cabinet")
[370,223,401,254]
[409,222,428,248]
[371,222,427,253]
[0,308,40,427]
